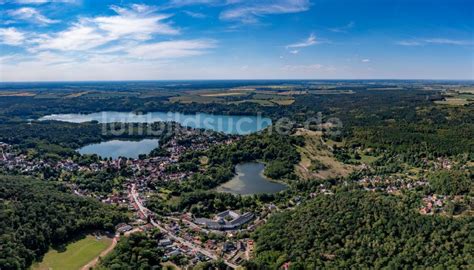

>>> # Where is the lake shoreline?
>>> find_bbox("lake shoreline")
[215,162,288,195]
[39,111,272,135]
[77,139,159,159]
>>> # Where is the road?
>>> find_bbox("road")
[80,234,118,270]
[80,228,142,270]
[130,184,237,269]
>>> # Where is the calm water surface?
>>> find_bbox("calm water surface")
[216,162,287,195]
[40,111,271,135]
[77,139,159,159]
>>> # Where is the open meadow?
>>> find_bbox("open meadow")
[32,235,113,270]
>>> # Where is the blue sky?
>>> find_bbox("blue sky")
[0,0,473,81]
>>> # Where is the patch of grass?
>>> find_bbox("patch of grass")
[0,91,36,97]
[452,87,474,94]
[359,153,379,164]
[64,91,90,98]
[277,90,307,95]
[294,128,357,180]
[325,139,343,148]
[308,90,354,95]
[165,196,181,208]
[162,261,181,270]
[271,99,295,105]
[435,98,471,106]
[32,235,113,270]
[199,92,248,97]
[199,156,209,165]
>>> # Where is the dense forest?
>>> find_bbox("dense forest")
[252,191,473,269]
[97,232,167,270]
[0,175,127,270]
[147,190,260,217]
[428,170,473,196]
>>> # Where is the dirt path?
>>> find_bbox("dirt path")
[80,235,118,270]
[81,228,142,270]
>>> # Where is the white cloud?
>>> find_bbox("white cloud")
[183,10,207,18]
[8,7,59,25]
[329,21,354,33]
[0,27,25,45]
[397,38,473,46]
[94,10,178,39]
[35,24,111,51]
[127,39,216,59]
[33,5,179,51]
[424,38,473,46]
[289,49,299,54]
[220,0,310,23]
[286,33,317,48]
[397,40,422,46]
[361,58,370,63]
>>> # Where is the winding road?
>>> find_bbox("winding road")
[130,184,237,269]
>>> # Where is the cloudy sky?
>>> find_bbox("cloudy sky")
[0,0,473,81]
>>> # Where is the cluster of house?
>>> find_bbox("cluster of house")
[419,194,446,215]
[309,184,335,198]
[119,134,236,195]
[433,157,453,170]
[158,236,213,265]
[0,143,51,173]
[194,210,254,231]
[357,176,428,193]
[1,127,236,192]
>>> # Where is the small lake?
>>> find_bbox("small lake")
[216,162,288,195]
[77,139,159,159]
[39,111,272,135]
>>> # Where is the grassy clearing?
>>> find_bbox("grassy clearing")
[271,99,295,105]
[199,156,209,165]
[64,91,90,98]
[32,235,113,270]
[435,98,471,106]
[359,153,378,164]
[294,128,357,180]
[277,90,307,95]
[308,90,354,95]
[199,92,247,97]
[452,87,474,94]
[0,92,36,97]
[162,261,181,270]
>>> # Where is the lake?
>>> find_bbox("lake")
[77,139,159,159]
[39,111,272,135]
[216,162,288,195]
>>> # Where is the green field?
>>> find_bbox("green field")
[32,235,112,270]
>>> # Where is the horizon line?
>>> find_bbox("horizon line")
[1,78,473,84]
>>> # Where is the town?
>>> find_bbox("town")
[0,127,280,269]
